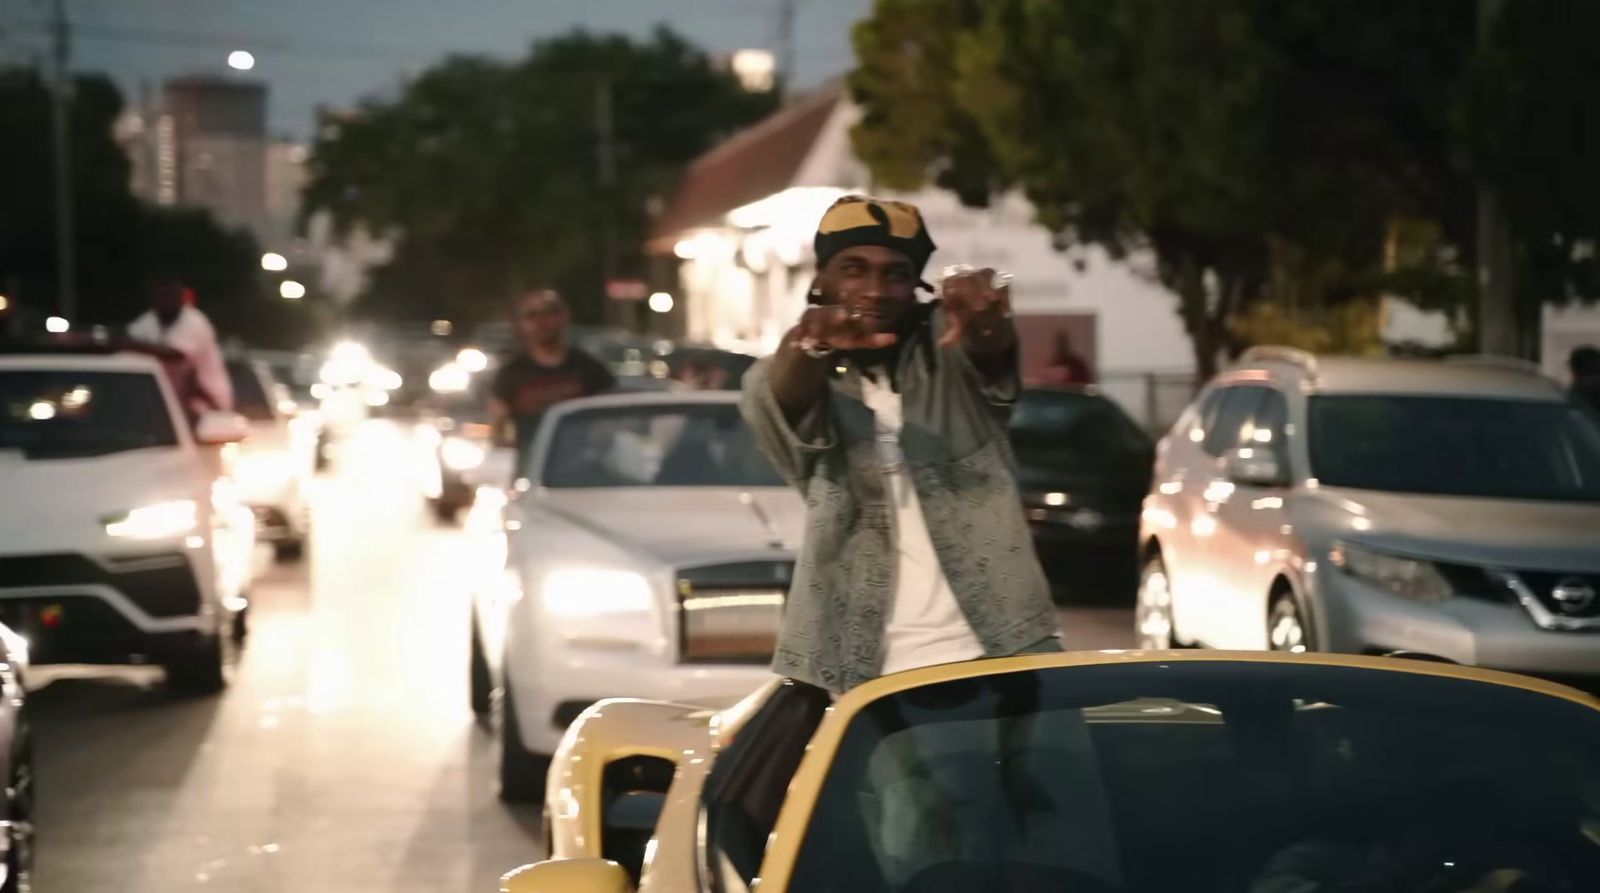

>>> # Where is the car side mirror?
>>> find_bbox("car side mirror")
[1223,446,1286,488]
[196,411,250,445]
[500,858,632,893]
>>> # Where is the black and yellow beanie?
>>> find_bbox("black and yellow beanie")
[813,196,937,289]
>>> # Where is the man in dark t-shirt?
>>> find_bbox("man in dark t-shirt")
[489,289,615,476]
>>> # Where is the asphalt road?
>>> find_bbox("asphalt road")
[28,420,1133,893]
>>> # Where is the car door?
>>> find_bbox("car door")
[1178,384,1272,647]
[1205,386,1294,649]
[1155,386,1227,645]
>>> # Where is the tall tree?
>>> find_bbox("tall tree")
[303,27,777,328]
[849,0,1600,372]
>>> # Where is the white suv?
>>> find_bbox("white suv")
[0,346,257,692]
[1138,347,1600,681]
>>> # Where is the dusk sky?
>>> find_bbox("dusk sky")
[0,0,873,136]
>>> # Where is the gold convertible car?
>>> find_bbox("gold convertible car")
[500,651,1600,893]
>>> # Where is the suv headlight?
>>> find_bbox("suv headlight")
[542,569,654,617]
[104,499,198,539]
[1329,541,1452,604]
[440,436,487,471]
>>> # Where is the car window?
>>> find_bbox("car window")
[1244,389,1290,466]
[786,661,1600,893]
[540,404,783,488]
[226,363,276,423]
[1309,395,1600,502]
[1201,386,1269,457]
[1009,390,1152,463]
[0,369,179,459]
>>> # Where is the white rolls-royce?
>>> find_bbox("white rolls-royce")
[468,390,803,801]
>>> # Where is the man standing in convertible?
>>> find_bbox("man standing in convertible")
[742,195,1062,696]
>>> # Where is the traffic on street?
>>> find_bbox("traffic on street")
[5,1,1600,892]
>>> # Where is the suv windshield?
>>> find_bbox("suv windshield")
[789,662,1600,893]
[541,404,783,488]
[226,363,276,423]
[1309,395,1600,501]
[0,369,179,459]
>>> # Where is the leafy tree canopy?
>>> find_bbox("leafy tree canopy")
[303,27,777,328]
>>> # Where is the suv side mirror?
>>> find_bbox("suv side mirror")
[1223,446,1286,488]
[500,859,631,893]
[196,411,250,445]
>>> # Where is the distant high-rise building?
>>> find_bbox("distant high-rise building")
[160,76,268,234]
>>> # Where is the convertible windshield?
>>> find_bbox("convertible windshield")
[541,403,783,488]
[0,369,178,459]
[1309,395,1600,501]
[226,362,275,423]
[788,661,1600,892]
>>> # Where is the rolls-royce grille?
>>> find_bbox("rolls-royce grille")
[676,561,792,664]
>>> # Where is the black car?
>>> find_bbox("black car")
[1009,386,1155,602]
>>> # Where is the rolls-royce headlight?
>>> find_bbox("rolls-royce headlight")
[543,569,654,617]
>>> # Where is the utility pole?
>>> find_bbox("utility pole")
[1476,0,1515,357]
[596,78,619,328]
[776,0,798,95]
[50,0,77,321]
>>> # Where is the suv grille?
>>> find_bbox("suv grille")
[675,561,792,664]
[1515,570,1600,620]
[0,552,202,618]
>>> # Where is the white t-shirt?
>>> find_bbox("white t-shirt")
[128,306,233,412]
[862,372,986,676]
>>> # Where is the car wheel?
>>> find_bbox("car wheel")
[1135,553,1184,650]
[231,603,249,645]
[3,728,34,893]
[1268,592,1310,653]
[431,499,461,525]
[272,538,307,564]
[469,611,492,720]
[165,621,231,695]
[500,680,550,804]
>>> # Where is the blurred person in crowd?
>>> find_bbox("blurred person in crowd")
[1041,329,1093,385]
[742,195,1061,697]
[1571,345,1600,414]
[678,356,730,390]
[489,289,615,474]
[127,280,232,414]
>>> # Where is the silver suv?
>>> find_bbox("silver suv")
[1136,347,1600,680]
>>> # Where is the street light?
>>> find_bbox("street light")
[45,316,70,333]
[261,252,288,272]
[227,50,256,71]
[279,280,306,300]
[648,291,675,314]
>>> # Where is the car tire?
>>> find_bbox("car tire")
[431,499,461,525]
[165,630,228,695]
[273,538,307,563]
[231,603,249,645]
[469,612,492,720]
[3,727,34,893]
[1135,552,1188,650]
[1268,590,1311,653]
[500,680,549,804]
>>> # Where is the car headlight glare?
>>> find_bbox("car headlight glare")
[543,569,654,617]
[237,452,294,487]
[1329,541,1452,604]
[440,436,487,471]
[105,499,198,539]
[429,363,471,394]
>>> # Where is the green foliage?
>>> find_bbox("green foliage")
[848,0,1600,371]
[303,27,777,327]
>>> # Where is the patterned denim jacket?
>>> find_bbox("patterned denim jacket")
[740,310,1061,694]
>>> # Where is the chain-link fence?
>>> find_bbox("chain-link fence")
[1096,370,1200,434]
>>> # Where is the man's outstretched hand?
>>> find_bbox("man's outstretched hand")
[938,266,1014,350]
[794,305,899,354]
